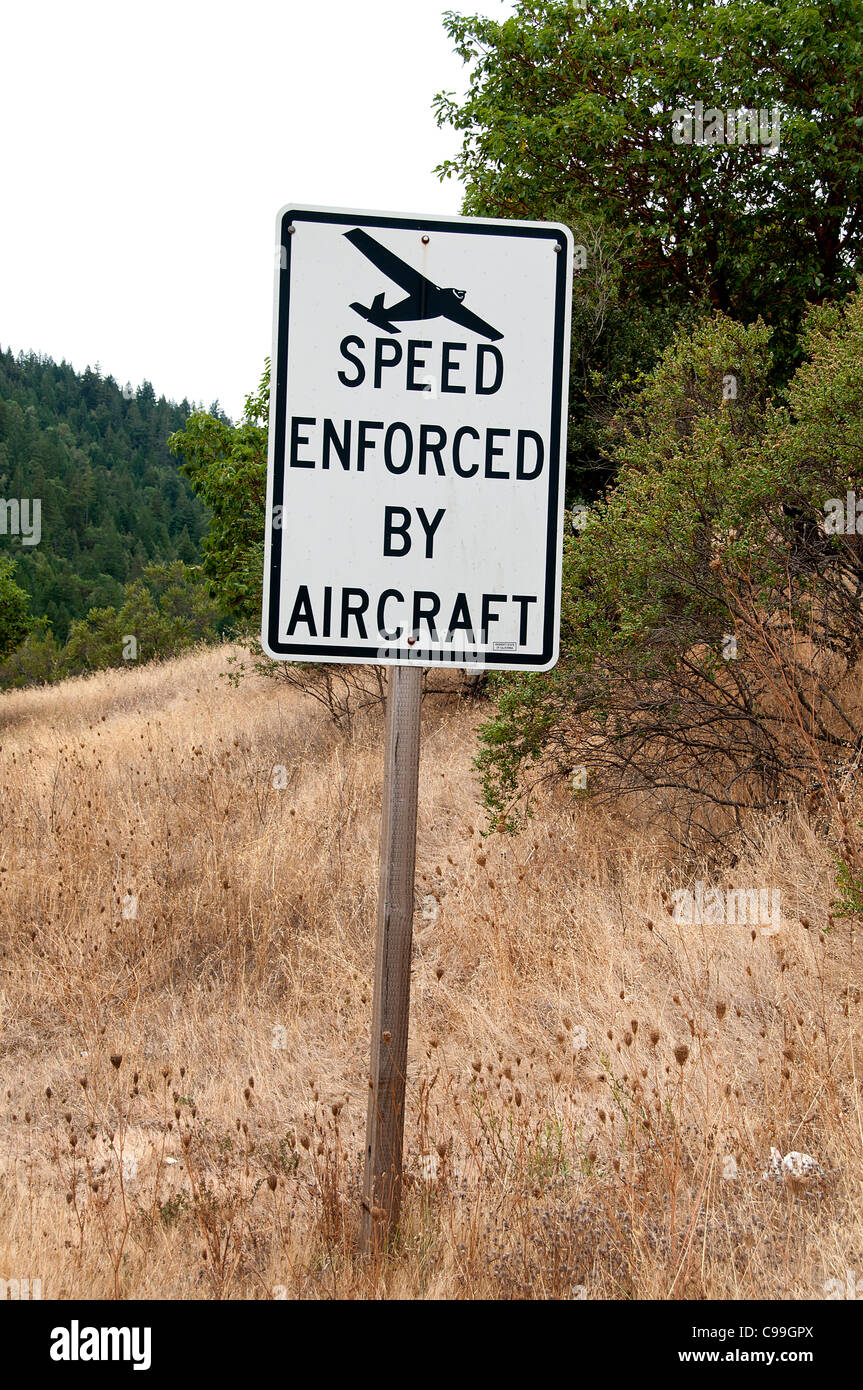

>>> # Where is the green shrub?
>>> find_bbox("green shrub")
[0,556,31,662]
[55,562,222,679]
[478,286,863,843]
[0,617,60,687]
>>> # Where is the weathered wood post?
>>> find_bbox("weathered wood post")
[360,662,422,1252]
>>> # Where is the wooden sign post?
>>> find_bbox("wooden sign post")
[261,204,572,1252]
[360,662,422,1251]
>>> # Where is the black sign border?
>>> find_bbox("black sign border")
[265,207,569,668]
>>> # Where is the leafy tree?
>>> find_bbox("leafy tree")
[117,560,223,662]
[59,605,124,675]
[435,0,863,490]
[0,556,31,660]
[167,365,269,623]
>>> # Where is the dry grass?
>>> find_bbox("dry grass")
[0,643,861,1300]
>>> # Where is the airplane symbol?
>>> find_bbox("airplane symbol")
[345,228,503,342]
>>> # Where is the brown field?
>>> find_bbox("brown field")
[0,642,861,1300]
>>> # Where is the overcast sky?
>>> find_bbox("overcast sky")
[1,0,510,419]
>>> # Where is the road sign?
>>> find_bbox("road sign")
[262,205,573,671]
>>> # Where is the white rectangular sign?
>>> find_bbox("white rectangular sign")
[262,205,573,670]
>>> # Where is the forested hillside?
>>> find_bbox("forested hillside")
[0,348,212,640]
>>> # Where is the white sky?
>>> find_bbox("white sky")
[1,0,511,420]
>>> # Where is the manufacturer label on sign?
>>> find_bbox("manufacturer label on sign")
[262,205,573,669]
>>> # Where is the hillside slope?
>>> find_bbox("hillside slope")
[0,645,860,1299]
[0,349,209,639]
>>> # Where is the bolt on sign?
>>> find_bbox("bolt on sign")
[262,206,574,670]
